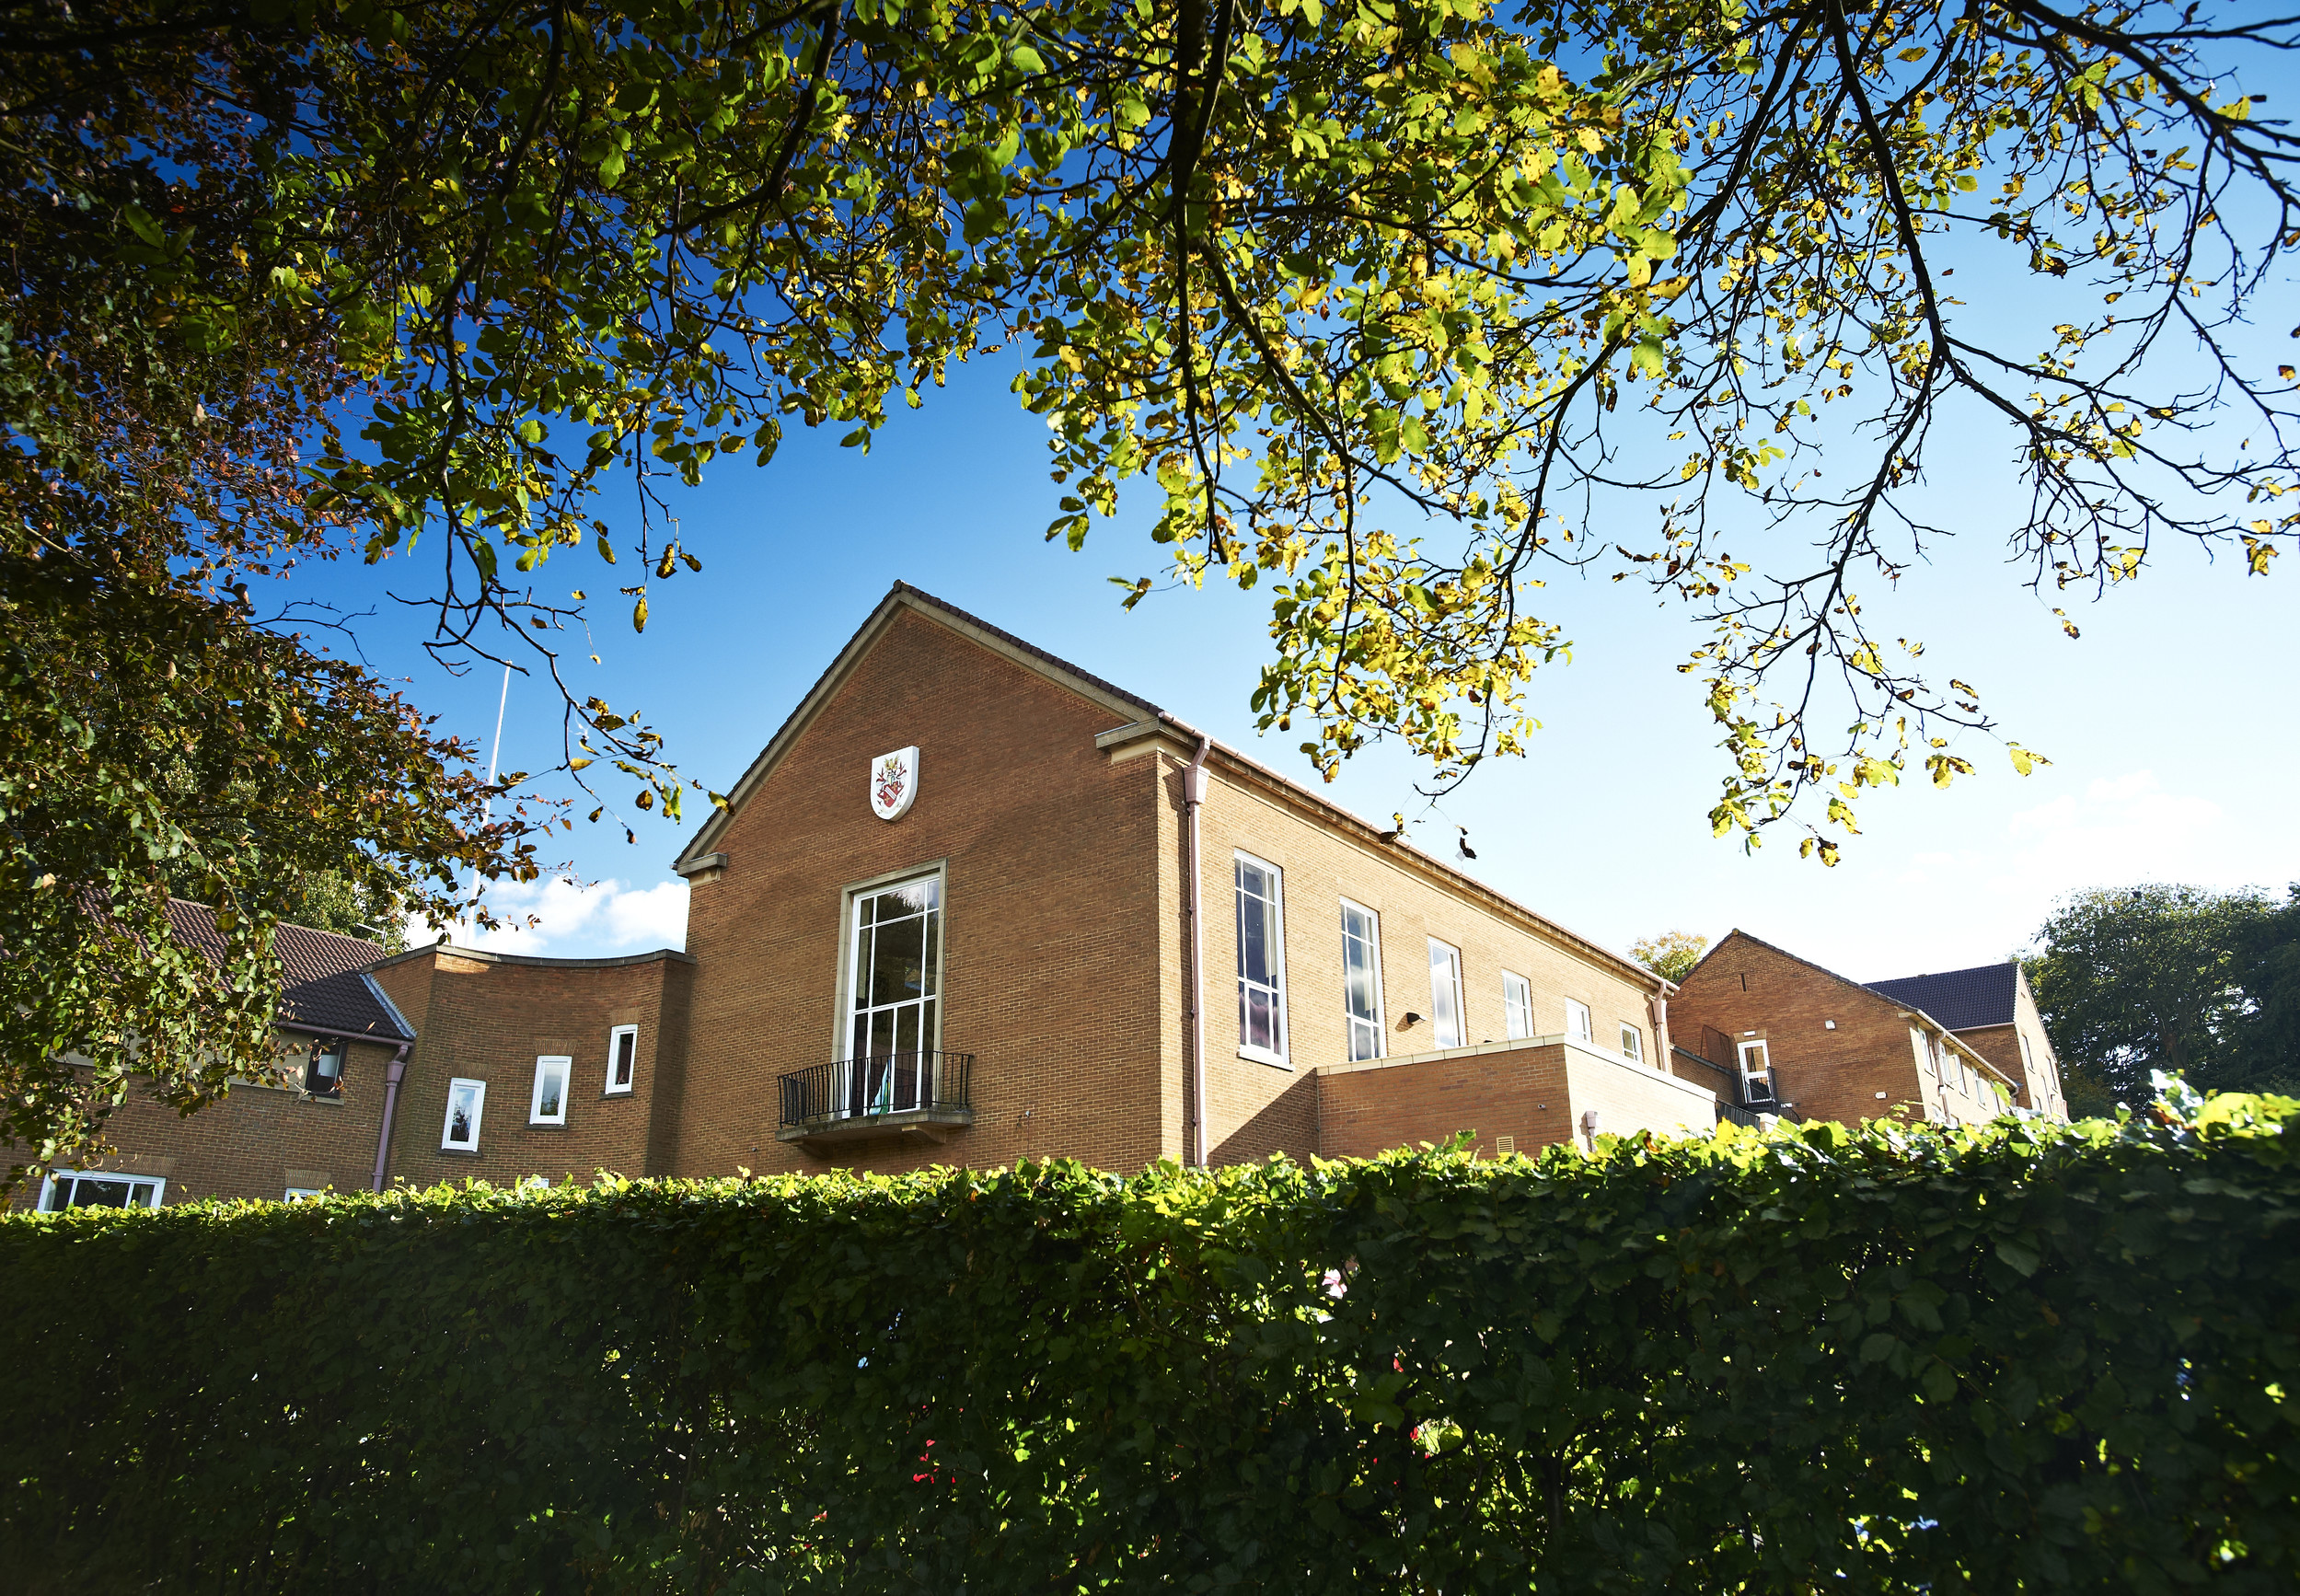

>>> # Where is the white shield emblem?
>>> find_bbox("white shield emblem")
[869,746,919,821]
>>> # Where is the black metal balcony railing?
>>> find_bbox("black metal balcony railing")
[779,1051,974,1132]
[1715,1099,1767,1130]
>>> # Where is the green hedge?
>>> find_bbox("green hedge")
[4,1100,2296,1594]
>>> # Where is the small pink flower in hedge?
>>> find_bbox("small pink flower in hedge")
[1322,1268,1347,1299]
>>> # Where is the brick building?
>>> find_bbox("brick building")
[1668,931,2064,1128]
[31,585,2054,1209]
[17,902,415,1211]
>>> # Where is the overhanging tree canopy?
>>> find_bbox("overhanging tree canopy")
[3,0,2294,1172]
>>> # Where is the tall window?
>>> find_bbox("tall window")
[1427,940,1464,1049]
[1620,1023,1644,1063]
[40,1171,164,1210]
[1235,854,1288,1063]
[442,1078,487,1151]
[1737,1039,1774,1105]
[1502,972,1533,1041]
[606,1024,639,1095]
[1566,999,1592,1044]
[848,874,942,1059]
[1339,900,1384,1063]
[530,1056,572,1125]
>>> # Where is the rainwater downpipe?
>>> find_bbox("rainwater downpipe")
[371,1043,410,1193]
[1185,734,1211,1167]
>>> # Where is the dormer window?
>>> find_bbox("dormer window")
[305,1040,346,1098]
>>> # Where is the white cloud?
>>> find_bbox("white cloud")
[409,875,688,959]
[1855,770,2284,972]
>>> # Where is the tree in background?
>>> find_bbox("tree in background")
[2029,885,2300,1110]
[5,0,2294,1178]
[1632,931,1709,985]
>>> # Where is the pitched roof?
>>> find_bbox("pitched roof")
[676,581,1667,993]
[1865,962,2020,1033]
[1693,930,2015,1084]
[163,899,413,1042]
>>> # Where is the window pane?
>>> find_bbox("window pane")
[1234,860,1285,1058]
[537,1063,565,1118]
[1429,943,1462,1049]
[615,1031,635,1086]
[1504,973,1531,1041]
[1341,904,1381,1063]
[869,914,928,1005]
[1566,1000,1591,1042]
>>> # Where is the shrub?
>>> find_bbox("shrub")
[3,1098,2295,1593]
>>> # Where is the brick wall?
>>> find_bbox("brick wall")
[675,607,1173,1179]
[1669,932,2013,1128]
[7,1033,400,1209]
[370,945,693,1188]
[1319,1042,1575,1159]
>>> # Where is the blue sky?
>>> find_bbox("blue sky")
[274,343,2300,983]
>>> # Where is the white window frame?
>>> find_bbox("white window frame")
[837,865,948,1062]
[441,1077,487,1151]
[283,1187,327,1203]
[1737,1038,1775,1105]
[1620,1022,1644,1063]
[606,1024,640,1096]
[1234,851,1289,1066]
[1427,939,1465,1050]
[1502,971,1533,1041]
[40,1169,166,1211]
[1566,998,1593,1044]
[529,1056,572,1126]
[1338,898,1385,1064]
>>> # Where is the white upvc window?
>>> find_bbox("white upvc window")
[283,1187,326,1203]
[1737,1038,1775,1105]
[606,1024,640,1095]
[529,1056,572,1125]
[442,1077,487,1151]
[1427,939,1465,1049]
[1566,998,1593,1044]
[1235,853,1289,1064]
[1502,972,1533,1041]
[1620,1022,1645,1063]
[40,1170,165,1211]
[1338,899,1384,1063]
[845,872,942,1060]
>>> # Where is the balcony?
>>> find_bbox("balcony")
[777,1052,975,1144]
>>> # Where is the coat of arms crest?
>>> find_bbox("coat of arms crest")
[869,746,919,821]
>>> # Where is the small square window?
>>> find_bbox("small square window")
[1502,972,1533,1041]
[529,1056,572,1126]
[1620,1023,1644,1063]
[442,1078,487,1151]
[606,1025,639,1095]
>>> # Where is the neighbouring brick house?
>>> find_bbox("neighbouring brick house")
[1668,931,2064,1129]
[1867,960,2069,1121]
[15,902,415,1211]
[29,585,2055,1209]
